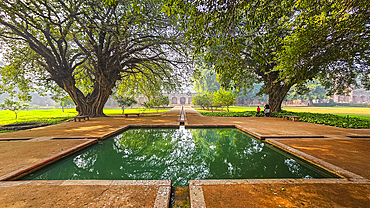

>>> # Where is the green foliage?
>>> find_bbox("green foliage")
[191,61,220,93]
[193,90,237,112]
[277,1,370,95]
[142,101,153,110]
[102,0,117,7]
[334,103,370,108]
[168,0,369,112]
[200,111,263,118]
[147,95,170,112]
[114,96,138,114]
[286,80,329,102]
[0,98,29,119]
[59,97,74,112]
[214,89,237,112]
[0,42,38,102]
[199,110,370,129]
[0,0,188,116]
[312,102,370,108]
[237,84,268,104]
[192,93,215,110]
[271,111,370,129]
[192,94,206,109]
[113,62,183,100]
[0,107,168,130]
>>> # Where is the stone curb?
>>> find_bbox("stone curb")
[0,180,172,208]
[189,178,370,208]
[0,139,98,181]
[266,139,366,180]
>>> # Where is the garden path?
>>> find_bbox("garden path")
[184,106,370,208]
[1,106,370,207]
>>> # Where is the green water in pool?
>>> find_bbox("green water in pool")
[21,128,338,186]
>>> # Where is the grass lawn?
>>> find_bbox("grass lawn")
[194,106,256,112]
[0,107,172,126]
[195,106,370,119]
[282,106,370,119]
[103,107,172,115]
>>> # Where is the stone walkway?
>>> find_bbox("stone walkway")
[0,107,181,140]
[185,106,370,208]
[0,106,369,207]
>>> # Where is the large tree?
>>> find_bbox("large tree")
[0,0,188,116]
[169,0,370,112]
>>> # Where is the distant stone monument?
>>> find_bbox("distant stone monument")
[104,93,198,108]
[136,93,197,106]
[332,89,370,103]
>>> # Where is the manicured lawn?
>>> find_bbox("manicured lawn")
[282,106,370,119]
[0,108,78,126]
[103,107,172,115]
[194,106,256,112]
[197,106,370,129]
[0,107,172,126]
[195,106,370,119]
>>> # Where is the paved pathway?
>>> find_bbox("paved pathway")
[184,107,370,207]
[185,106,370,137]
[0,106,182,140]
[0,106,370,207]
[0,107,181,207]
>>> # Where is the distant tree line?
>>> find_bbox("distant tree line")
[192,89,236,112]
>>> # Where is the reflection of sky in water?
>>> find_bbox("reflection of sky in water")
[22,128,336,186]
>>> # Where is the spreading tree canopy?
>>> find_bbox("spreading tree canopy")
[168,0,370,112]
[0,0,189,116]
[191,63,221,94]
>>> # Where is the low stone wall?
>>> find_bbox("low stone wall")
[0,123,48,131]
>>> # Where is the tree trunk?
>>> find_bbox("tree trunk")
[267,82,291,112]
[308,99,313,106]
[58,77,115,117]
[262,69,293,113]
[74,89,112,117]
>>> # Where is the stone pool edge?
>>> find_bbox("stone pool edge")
[3,124,356,182]
[0,139,98,181]
[93,123,361,181]
[3,124,363,207]
[265,139,366,181]
[0,180,172,208]
[189,178,370,208]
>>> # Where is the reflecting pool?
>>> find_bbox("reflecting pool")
[21,127,338,186]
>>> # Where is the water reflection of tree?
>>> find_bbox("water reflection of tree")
[112,128,211,186]
[115,128,177,157]
[29,128,321,182]
[191,129,315,179]
[191,129,267,178]
[28,147,102,180]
